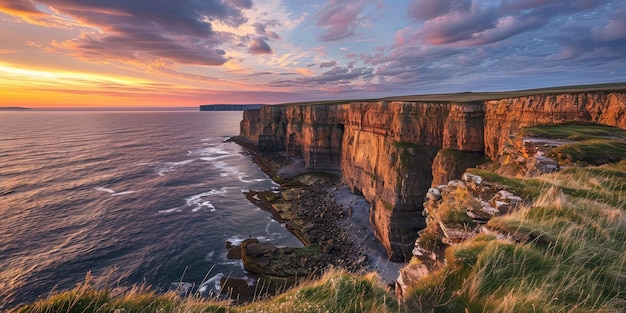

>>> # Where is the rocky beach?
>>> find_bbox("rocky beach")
[218,137,401,302]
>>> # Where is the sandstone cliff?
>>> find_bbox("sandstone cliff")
[238,86,626,261]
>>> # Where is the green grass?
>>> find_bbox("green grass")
[547,139,626,166]
[12,271,403,313]
[523,122,626,141]
[406,161,626,312]
[466,168,548,200]
[521,122,626,165]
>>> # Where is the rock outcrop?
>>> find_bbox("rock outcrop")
[237,87,626,261]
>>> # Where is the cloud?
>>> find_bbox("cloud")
[253,22,281,39]
[407,0,471,22]
[0,0,42,15]
[592,5,626,42]
[0,0,257,66]
[401,0,608,47]
[248,37,273,55]
[322,0,626,96]
[319,60,337,68]
[315,0,373,41]
[269,66,374,88]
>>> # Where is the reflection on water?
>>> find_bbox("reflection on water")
[0,110,301,309]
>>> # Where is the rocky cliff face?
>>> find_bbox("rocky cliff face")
[239,90,626,261]
[484,92,626,160]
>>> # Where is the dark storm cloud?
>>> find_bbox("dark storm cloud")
[0,0,256,65]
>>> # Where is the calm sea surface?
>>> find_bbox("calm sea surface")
[0,110,301,309]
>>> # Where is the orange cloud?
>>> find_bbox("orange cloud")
[295,67,315,76]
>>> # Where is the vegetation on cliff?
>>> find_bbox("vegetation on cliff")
[523,122,626,166]
[12,271,403,313]
[404,161,626,312]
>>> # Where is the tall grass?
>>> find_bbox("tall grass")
[406,161,626,312]
[12,270,404,313]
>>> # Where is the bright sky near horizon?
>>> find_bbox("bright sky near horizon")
[0,0,625,107]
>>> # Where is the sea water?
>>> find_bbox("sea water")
[0,109,302,309]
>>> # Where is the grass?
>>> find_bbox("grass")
[520,122,626,166]
[274,82,626,106]
[522,122,626,141]
[12,271,404,313]
[547,139,626,166]
[433,187,476,226]
[406,161,626,312]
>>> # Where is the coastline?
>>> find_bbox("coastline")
[229,136,402,285]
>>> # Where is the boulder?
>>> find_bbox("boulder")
[426,188,442,201]
[246,243,278,258]
[490,190,522,213]
[462,173,483,185]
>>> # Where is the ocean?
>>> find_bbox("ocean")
[0,109,302,309]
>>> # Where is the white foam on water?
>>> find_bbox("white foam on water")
[199,273,224,294]
[112,191,136,196]
[95,187,115,194]
[158,208,182,214]
[226,235,245,246]
[212,160,239,177]
[205,250,215,261]
[256,236,271,242]
[244,276,256,286]
[194,143,239,158]
[200,155,232,162]
[96,187,137,197]
[185,189,228,212]
[264,221,284,240]
[238,176,268,183]
[156,159,196,176]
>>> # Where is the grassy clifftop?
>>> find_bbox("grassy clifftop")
[404,160,626,312]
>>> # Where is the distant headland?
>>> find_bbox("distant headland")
[199,104,264,111]
[0,107,30,110]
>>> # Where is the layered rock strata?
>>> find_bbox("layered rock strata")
[238,89,626,261]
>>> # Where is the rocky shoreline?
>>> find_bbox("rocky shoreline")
[220,136,401,302]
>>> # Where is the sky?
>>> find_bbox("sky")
[0,0,625,107]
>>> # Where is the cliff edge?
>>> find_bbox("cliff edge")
[237,83,626,261]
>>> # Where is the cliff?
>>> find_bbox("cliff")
[199,104,263,111]
[237,84,626,261]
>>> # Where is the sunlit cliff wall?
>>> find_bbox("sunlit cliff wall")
[239,91,626,261]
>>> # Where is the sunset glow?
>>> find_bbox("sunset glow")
[1,0,625,107]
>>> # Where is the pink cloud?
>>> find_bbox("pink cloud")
[407,0,471,22]
[315,0,373,41]
[0,0,257,66]
[592,6,626,42]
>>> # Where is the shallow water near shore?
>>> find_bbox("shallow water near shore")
[0,110,302,309]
